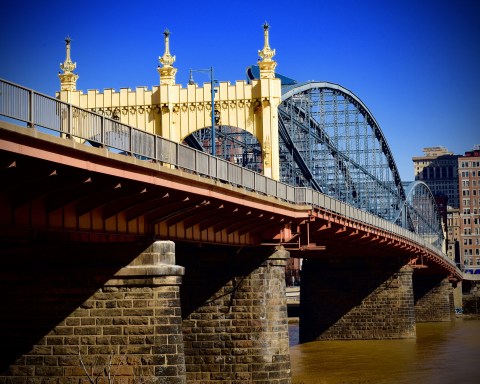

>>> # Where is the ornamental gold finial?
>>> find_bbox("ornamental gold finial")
[158,28,178,85]
[159,29,175,67]
[58,36,79,91]
[258,22,276,62]
[258,23,277,79]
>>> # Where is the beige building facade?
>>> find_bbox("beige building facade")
[412,146,460,208]
[446,206,460,264]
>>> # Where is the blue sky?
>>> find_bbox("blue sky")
[1,0,479,181]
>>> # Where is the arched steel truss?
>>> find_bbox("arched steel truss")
[399,181,445,249]
[184,78,444,248]
[279,82,405,223]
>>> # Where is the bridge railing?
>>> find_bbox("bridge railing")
[0,78,457,273]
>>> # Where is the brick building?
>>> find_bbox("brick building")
[459,148,480,274]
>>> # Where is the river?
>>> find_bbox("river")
[289,318,480,384]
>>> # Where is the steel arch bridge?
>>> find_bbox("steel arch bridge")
[185,68,444,249]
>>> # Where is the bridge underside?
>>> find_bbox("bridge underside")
[0,124,293,248]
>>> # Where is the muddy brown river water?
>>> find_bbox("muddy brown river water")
[289,318,480,384]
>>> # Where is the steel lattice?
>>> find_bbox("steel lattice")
[183,77,445,248]
[400,181,445,249]
[186,126,262,173]
[279,82,405,223]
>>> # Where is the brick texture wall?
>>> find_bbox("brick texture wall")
[177,244,291,384]
[0,241,186,383]
[414,275,455,322]
[300,256,416,342]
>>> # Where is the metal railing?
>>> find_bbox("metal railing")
[0,78,459,273]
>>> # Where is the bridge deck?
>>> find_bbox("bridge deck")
[0,120,462,280]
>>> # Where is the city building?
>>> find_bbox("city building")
[412,147,460,209]
[459,147,480,274]
[446,206,461,265]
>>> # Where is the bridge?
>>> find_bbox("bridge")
[0,25,463,383]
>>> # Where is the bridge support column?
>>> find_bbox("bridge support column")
[102,240,187,383]
[413,275,455,322]
[178,244,291,383]
[1,240,186,383]
[299,257,416,342]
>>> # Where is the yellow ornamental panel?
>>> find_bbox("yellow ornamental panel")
[87,90,97,109]
[104,89,113,109]
[95,91,103,109]
[119,88,129,109]
[56,25,281,180]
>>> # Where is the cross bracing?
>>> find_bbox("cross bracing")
[278,81,444,247]
[182,71,444,247]
[279,82,404,222]
[186,126,263,173]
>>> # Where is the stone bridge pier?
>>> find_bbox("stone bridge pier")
[299,255,456,343]
[0,240,291,383]
[299,256,416,342]
[1,240,186,383]
[413,273,456,322]
[177,244,291,383]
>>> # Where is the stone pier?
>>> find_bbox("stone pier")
[177,244,291,383]
[413,274,455,322]
[299,256,416,342]
[0,240,186,383]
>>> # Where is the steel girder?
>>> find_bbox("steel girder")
[279,82,405,223]
[184,78,444,247]
[279,82,444,247]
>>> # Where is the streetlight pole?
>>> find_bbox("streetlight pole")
[189,67,217,156]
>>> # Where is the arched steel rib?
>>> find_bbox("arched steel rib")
[281,82,406,206]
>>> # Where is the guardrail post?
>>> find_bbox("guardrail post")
[176,142,179,169]
[129,126,133,156]
[67,104,72,139]
[195,151,198,174]
[101,116,105,148]
[208,153,212,178]
[153,135,158,163]
[27,90,34,128]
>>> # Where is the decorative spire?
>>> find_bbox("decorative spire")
[258,22,275,62]
[257,23,277,79]
[58,36,79,91]
[158,28,178,85]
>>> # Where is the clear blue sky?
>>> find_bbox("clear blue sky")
[1,0,479,181]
